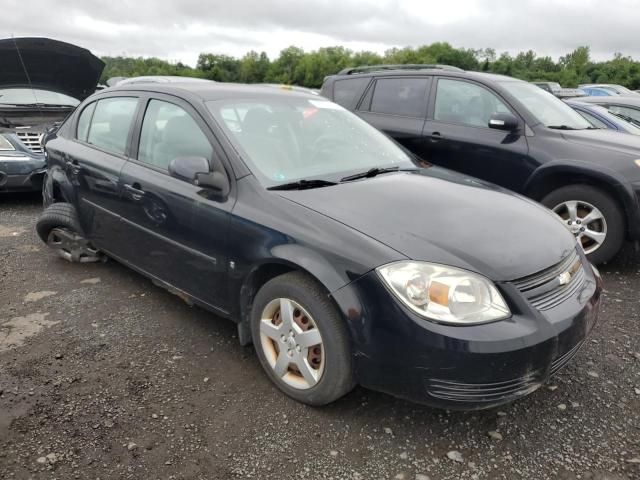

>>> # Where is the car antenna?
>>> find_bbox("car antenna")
[11,35,44,116]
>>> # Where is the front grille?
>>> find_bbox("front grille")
[15,131,44,154]
[512,250,586,311]
[426,373,542,404]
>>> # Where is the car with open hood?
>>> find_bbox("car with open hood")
[321,65,640,264]
[0,37,104,192]
[36,82,601,409]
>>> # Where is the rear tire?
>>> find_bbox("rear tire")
[36,203,101,263]
[541,185,624,264]
[250,271,354,406]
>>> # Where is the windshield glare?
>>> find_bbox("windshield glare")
[500,82,592,129]
[207,97,414,186]
[0,88,79,107]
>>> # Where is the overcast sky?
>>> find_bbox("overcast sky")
[4,0,639,65]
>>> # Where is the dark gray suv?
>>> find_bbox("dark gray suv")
[321,65,640,264]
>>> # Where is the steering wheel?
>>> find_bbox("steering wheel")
[310,134,352,163]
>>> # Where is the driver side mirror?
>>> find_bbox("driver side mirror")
[488,113,519,132]
[168,156,230,197]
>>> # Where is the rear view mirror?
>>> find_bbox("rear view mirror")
[488,113,519,132]
[168,156,210,182]
[168,156,230,197]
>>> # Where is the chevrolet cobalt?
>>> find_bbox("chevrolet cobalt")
[37,83,602,408]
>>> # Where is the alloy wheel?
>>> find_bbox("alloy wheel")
[552,200,607,254]
[259,298,325,390]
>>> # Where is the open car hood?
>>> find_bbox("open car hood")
[0,37,105,100]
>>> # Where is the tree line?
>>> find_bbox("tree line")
[100,43,640,89]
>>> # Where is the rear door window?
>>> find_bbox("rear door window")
[76,102,96,141]
[332,78,369,108]
[138,99,213,170]
[368,78,429,117]
[86,97,138,155]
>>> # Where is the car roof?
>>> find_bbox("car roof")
[104,81,321,101]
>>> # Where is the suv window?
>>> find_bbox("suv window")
[369,78,429,117]
[435,79,511,128]
[333,78,369,107]
[86,97,138,155]
[138,99,213,170]
[77,102,96,141]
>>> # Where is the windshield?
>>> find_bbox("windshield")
[0,88,79,107]
[500,81,592,129]
[207,97,415,186]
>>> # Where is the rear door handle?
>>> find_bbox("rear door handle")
[123,183,145,201]
[429,132,443,143]
[67,158,82,175]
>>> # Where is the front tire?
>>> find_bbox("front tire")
[541,185,624,264]
[250,272,354,406]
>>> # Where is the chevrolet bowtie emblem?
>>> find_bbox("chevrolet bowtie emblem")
[558,271,572,285]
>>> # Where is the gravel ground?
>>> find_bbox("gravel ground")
[1,193,639,480]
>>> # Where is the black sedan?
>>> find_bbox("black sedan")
[37,83,602,409]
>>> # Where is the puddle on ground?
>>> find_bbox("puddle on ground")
[24,291,57,303]
[0,225,27,238]
[0,313,59,353]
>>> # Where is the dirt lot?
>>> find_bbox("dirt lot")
[1,193,639,480]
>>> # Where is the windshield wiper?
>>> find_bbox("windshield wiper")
[547,125,581,130]
[340,166,418,182]
[267,179,338,191]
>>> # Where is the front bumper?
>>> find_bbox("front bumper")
[332,262,602,410]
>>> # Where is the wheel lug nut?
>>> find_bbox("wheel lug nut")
[567,221,573,225]
[580,227,585,232]
[280,335,286,342]
[287,349,292,356]
[576,220,581,225]
[296,345,301,353]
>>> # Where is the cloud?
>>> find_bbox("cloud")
[2,0,639,65]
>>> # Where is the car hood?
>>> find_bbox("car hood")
[277,168,577,282]
[0,37,104,100]
[560,128,640,156]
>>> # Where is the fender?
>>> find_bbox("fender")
[43,164,76,206]
[234,244,373,346]
[524,160,640,238]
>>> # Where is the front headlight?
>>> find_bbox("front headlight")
[377,262,510,325]
[0,134,15,151]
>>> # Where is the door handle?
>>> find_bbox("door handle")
[67,158,82,175]
[124,183,145,201]
[429,132,443,143]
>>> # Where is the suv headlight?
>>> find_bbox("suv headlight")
[377,262,510,325]
[0,134,15,151]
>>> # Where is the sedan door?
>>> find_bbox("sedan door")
[355,76,431,158]
[116,96,234,312]
[422,78,531,192]
[67,95,140,257]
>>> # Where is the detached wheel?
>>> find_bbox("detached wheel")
[36,203,102,263]
[542,185,624,264]
[250,272,354,406]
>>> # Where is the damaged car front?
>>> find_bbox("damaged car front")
[0,37,104,192]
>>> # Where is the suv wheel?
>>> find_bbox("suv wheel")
[250,272,354,406]
[542,185,624,264]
